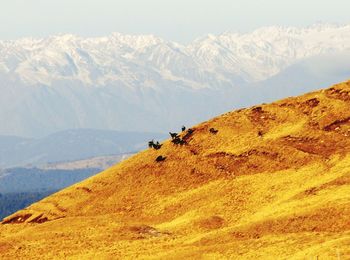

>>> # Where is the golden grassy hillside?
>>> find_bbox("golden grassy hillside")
[1,81,350,259]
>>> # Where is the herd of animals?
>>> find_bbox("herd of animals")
[148,125,219,162]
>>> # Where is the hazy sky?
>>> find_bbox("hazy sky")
[0,0,349,43]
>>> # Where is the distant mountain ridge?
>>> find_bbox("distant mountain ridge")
[2,23,349,86]
[1,23,350,136]
[0,151,133,219]
[0,129,165,168]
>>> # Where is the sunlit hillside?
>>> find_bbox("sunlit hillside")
[1,81,350,259]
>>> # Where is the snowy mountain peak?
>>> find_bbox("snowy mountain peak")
[0,23,349,87]
[0,24,350,137]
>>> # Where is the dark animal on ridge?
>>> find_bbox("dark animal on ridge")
[187,128,194,134]
[153,141,162,150]
[149,140,162,150]
[183,128,195,141]
[172,136,186,145]
[182,126,186,132]
[169,132,179,139]
[155,155,166,162]
[209,128,219,134]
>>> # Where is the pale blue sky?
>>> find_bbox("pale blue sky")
[0,0,349,43]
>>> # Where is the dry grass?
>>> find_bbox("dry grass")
[1,81,350,259]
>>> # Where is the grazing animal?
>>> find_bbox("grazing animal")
[148,140,155,148]
[209,128,219,134]
[182,126,186,132]
[149,140,162,149]
[180,139,186,145]
[171,136,186,145]
[155,155,166,162]
[153,141,162,150]
[171,137,180,144]
[171,136,184,144]
[183,128,195,141]
[169,132,178,139]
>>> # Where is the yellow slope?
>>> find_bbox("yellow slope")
[1,81,350,259]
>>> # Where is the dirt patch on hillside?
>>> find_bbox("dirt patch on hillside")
[117,225,171,240]
[248,106,276,126]
[323,117,350,132]
[294,173,350,200]
[325,86,350,102]
[281,135,339,157]
[195,216,226,230]
[207,147,309,176]
[238,204,350,236]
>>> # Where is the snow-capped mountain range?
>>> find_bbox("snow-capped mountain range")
[1,23,350,137]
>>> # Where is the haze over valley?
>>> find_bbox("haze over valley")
[0,129,165,219]
[1,24,350,137]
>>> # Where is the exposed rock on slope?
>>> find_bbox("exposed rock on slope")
[1,81,350,259]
